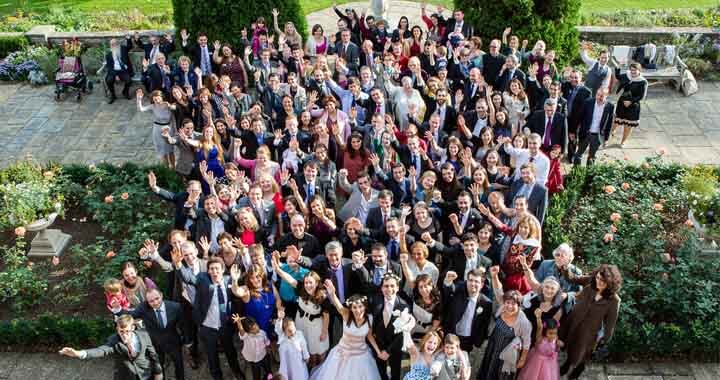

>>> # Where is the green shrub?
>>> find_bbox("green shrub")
[0,313,113,349]
[172,0,307,54]
[0,35,27,59]
[0,239,49,312]
[686,57,715,79]
[81,45,108,76]
[454,0,581,67]
[581,6,720,28]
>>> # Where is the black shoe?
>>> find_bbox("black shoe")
[560,361,571,376]
[569,362,586,379]
[122,89,131,99]
[108,96,116,104]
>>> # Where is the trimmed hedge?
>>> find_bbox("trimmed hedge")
[171,0,307,53]
[0,314,113,350]
[454,0,581,66]
[0,35,28,59]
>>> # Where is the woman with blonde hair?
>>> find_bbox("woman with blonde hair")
[272,8,303,48]
[503,79,530,130]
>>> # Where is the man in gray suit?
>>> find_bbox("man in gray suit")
[331,29,361,76]
[337,170,379,224]
[59,314,163,380]
[508,162,548,224]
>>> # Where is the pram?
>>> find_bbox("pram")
[54,55,92,101]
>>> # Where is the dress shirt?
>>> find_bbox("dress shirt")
[459,209,470,231]
[154,303,166,328]
[332,265,346,303]
[456,293,478,337]
[203,281,227,329]
[506,145,550,186]
[383,297,396,326]
[472,116,487,136]
[590,102,605,134]
[464,255,477,280]
[150,45,159,64]
[209,216,225,254]
[113,52,122,71]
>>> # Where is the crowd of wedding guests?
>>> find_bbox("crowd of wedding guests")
[59,2,631,380]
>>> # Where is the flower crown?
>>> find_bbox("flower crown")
[382,272,401,283]
[345,295,368,307]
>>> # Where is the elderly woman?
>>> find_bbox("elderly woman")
[383,72,426,131]
[559,264,622,380]
[481,265,533,380]
[399,241,440,296]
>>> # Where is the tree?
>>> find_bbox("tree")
[172,0,307,53]
[454,0,581,66]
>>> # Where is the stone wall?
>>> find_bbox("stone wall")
[7,25,719,49]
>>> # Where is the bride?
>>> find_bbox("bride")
[310,280,382,380]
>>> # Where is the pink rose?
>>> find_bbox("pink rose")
[621,182,630,191]
[106,251,116,259]
[610,212,621,222]
[104,195,114,204]
[120,192,129,200]
[14,226,26,237]
[653,203,664,211]
[604,185,616,194]
[603,233,614,243]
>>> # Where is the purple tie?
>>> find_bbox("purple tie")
[543,116,553,147]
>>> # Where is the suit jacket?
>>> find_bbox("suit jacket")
[283,176,337,209]
[331,42,361,74]
[447,208,484,240]
[495,68,527,93]
[579,98,615,141]
[175,270,234,326]
[274,232,324,259]
[425,103,458,134]
[441,281,493,348]
[105,39,133,78]
[145,63,172,94]
[172,67,200,90]
[359,98,395,124]
[185,206,231,244]
[561,83,592,133]
[132,39,175,61]
[84,330,162,380]
[508,180,549,225]
[366,207,401,240]
[236,197,277,242]
[338,187,380,223]
[182,43,215,72]
[432,242,493,279]
[154,188,204,230]
[461,82,487,115]
[309,257,358,306]
[354,261,404,297]
[443,20,474,42]
[370,295,409,353]
[119,300,183,353]
[238,129,274,160]
[376,173,412,209]
[526,110,568,153]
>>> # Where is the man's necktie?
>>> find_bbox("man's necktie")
[216,284,227,324]
[155,309,164,329]
[373,267,384,286]
[544,117,553,147]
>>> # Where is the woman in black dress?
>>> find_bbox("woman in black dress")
[613,62,648,148]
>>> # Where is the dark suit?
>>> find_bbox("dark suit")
[182,43,215,74]
[526,110,568,153]
[83,330,162,380]
[175,270,241,380]
[236,197,277,245]
[359,98,395,124]
[132,38,175,62]
[365,207,401,240]
[443,20,474,42]
[105,40,133,99]
[461,82,487,116]
[185,206,230,245]
[375,173,412,208]
[441,281,493,351]
[274,232,323,259]
[331,41,361,75]
[353,260,404,297]
[431,241,494,278]
[562,83,592,159]
[575,98,615,165]
[508,180,549,225]
[119,301,185,380]
[370,295,409,380]
[495,68,527,93]
[447,208,484,240]
[238,129,274,160]
[172,67,200,91]
[153,187,204,230]
[283,176,337,209]
[145,63,172,95]
[309,256,357,347]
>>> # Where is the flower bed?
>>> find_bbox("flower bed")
[544,154,720,361]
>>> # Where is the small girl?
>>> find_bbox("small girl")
[545,145,564,195]
[275,309,309,380]
[233,314,271,380]
[137,88,177,169]
[517,309,562,380]
[104,278,130,312]
[430,334,470,380]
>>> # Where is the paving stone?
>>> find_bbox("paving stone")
[607,377,662,380]
[606,363,652,375]
[690,363,720,380]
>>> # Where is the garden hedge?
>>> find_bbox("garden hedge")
[0,35,28,59]
[0,314,113,350]
[454,0,581,66]
[171,0,307,53]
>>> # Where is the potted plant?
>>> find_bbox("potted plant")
[0,157,69,257]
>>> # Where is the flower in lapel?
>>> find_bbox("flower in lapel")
[475,306,484,316]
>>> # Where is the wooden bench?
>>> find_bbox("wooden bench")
[609,44,689,93]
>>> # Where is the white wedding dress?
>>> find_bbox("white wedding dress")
[310,321,382,380]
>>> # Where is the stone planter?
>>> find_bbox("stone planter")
[688,210,720,255]
[25,212,71,258]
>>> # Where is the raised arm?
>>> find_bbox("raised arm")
[323,279,349,320]
[271,250,300,288]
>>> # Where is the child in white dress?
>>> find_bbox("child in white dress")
[276,308,310,380]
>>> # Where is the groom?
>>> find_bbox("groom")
[370,273,408,380]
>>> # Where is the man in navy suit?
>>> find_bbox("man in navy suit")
[495,55,527,93]
[366,190,401,240]
[508,163,548,224]
[175,257,243,380]
[180,29,215,76]
[148,172,204,231]
[114,289,186,380]
[442,268,493,353]
[575,88,615,166]
[562,70,592,161]
[131,32,175,65]
[442,9,474,43]
[527,98,568,154]
[105,37,134,103]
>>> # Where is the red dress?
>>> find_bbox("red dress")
[546,157,564,195]
[502,241,538,295]
[240,229,256,246]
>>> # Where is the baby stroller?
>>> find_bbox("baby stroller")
[55,55,92,101]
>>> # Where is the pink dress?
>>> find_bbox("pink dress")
[518,338,560,380]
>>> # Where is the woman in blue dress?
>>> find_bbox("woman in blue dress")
[403,330,442,380]
[231,263,281,337]
[195,124,226,194]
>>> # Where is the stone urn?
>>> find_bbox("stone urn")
[688,210,720,255]
[25,212,71,258]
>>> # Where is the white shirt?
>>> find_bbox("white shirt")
[456,293,478,337]
[464,254,477,280]
[590,101,605,134]
[209,216,225,254]
[203,281,227,329]
[504,144,550,186]
[150,45,159,64]
[113,52,122,71]
[384,297,396,326]
[472,115,487,136]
